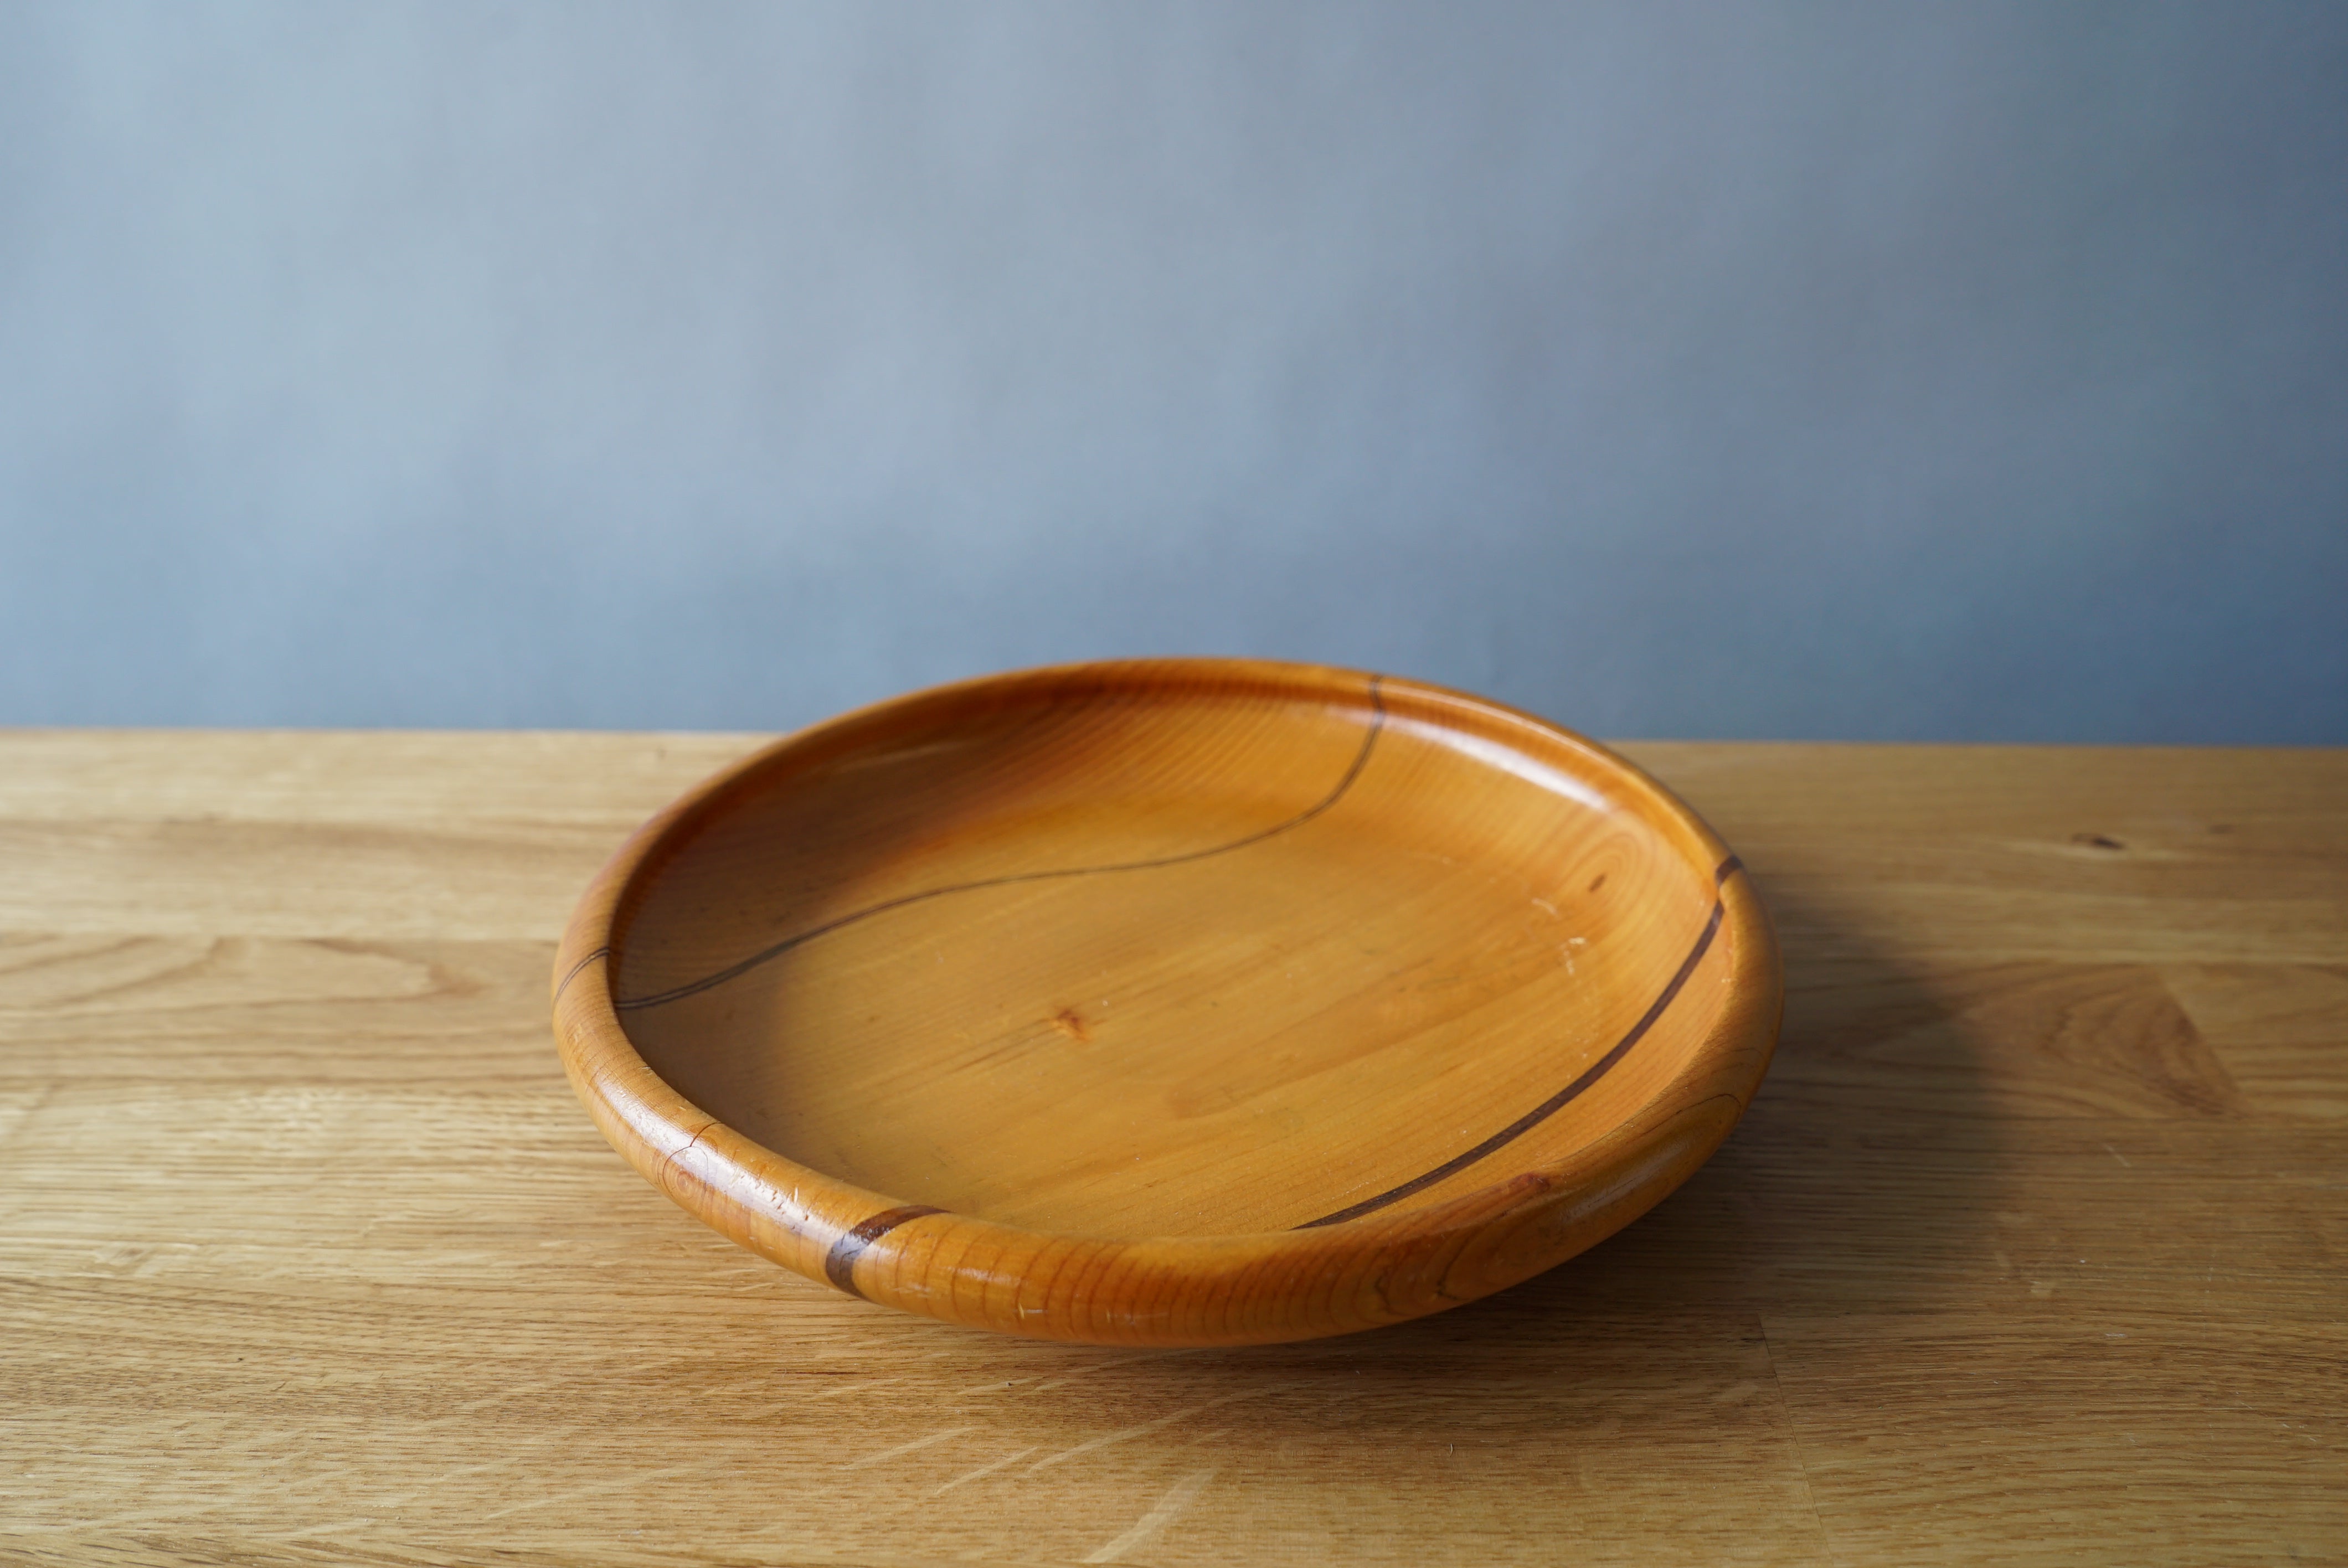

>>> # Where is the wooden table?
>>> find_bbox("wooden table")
[3,732,2341,1566]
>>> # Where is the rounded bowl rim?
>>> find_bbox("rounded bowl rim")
[551,656,1781,1344]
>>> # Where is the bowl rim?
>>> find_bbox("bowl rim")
[552,656,1781,1345]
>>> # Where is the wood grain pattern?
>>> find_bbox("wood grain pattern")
[554,661,1781,1345]
[2,727,2342,1564]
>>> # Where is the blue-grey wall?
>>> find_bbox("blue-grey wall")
[3,3,2342,740]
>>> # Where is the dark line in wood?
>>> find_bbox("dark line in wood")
[613,675,1388,1012]
[1297,855,1744,1229]
[552,946,610,1004]
[823,1205,947,1298]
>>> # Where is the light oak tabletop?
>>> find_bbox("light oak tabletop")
[2,730,2341,1566]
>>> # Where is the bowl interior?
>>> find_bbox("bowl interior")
[610,669,1733,1238]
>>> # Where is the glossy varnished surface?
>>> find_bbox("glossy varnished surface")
[1,730,2342,1563]
[554,662,1780,1342]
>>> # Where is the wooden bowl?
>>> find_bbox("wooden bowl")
[552,659,1780,1345]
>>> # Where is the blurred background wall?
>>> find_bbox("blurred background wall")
[2,2,2342,741]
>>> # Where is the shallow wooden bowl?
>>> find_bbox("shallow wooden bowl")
[553,659,1780,1345]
